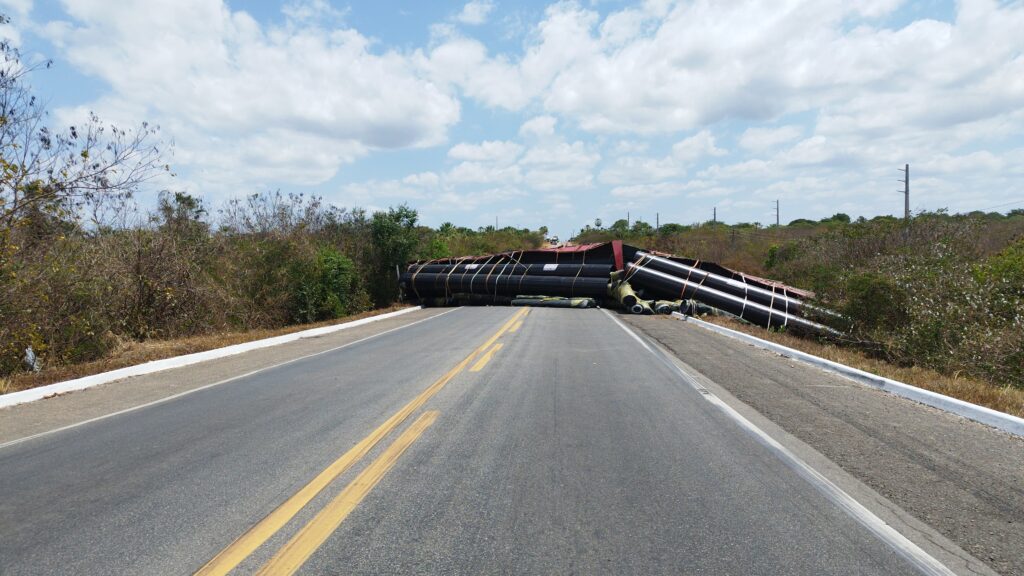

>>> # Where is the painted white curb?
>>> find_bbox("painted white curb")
[672,312,1024,438]
[0,306,424,410]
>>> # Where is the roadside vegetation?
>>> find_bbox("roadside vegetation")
[577,211,1024,394]
[0,25,544,386]
[0,186,545,385]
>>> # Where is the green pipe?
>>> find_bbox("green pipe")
[512,297,596,308]
[653,300,678,314]
[611,281,640,308]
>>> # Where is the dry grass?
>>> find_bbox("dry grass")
[2,305,413,395]
[698,315,1024,419]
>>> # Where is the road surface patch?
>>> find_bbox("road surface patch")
[257,411,440,576]
[470,342,504,372]
[195,307,526,576]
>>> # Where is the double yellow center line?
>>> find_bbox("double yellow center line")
[196,307,528,576]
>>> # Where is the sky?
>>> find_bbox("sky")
[1,0,1023,238]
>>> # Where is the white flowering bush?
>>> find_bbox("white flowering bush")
[772,213,1024,389]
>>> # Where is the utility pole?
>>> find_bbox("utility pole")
[898,164,910,221]
[713,207,717,225]
[656,212,660,232]
[627,211,630,228]
[495,215,499,230]
[774,199,780,227]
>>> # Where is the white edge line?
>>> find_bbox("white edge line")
[602,310,955,576]
[673,313,1024,438]
[0,308,458,451]
[0,306,425,411]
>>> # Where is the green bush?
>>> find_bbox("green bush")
[289,247,365,323]
[842,273,910,333]
[975,238,1024,291]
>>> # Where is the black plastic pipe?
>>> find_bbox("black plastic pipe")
[633,251,807,315]
[625,263,841,336]
[408,262,611,278]
[401,272,609,299]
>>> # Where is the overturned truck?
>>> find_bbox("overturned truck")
[400,241,841,336]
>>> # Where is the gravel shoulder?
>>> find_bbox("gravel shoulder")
[625,315,1024,576]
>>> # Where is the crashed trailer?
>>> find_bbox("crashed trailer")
[400,241,839,335]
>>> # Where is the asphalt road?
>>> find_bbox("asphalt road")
[0,307,979,575]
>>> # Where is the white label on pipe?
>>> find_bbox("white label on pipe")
[543,264,559,271]
[465,264,479,270]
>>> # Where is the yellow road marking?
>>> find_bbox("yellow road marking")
[469,342,503,372]
[255,411,439,576]
[508,320,524,333]
[195,307,526,576]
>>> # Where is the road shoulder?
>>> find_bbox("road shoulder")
[624,315,1024,576]
[0,307,454,447]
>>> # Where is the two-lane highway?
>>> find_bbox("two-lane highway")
[1,307,951,574]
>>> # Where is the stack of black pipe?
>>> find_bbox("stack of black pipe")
[625,251,841,336]
[400,261,612,300]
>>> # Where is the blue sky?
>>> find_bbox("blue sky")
[2,0,1023,238]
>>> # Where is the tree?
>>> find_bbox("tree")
[788,218,817,226]
[658,222,688,235]
[609,218,630,236]
[369,204,419,305]
[0,18,167,234]
[631,220,654,235]
[821,213,851,224]
[156,191,207,238]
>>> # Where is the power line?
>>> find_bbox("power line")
[975,199,1024,212]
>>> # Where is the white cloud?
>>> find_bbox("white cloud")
[44,0,460,196]
[402,171,441,187]
[456,0,495,26]
[445,139,523,185]
[671,130,726,161]
[430,0,1024,141]
[0,0,31,45]
[419,37,530,110]
[599,129,725,185]
[0,0,31,20]
[282,0,347,25]
[448,140,522,163]
[542,192,574,214]
[598,154,682,186]
[521,140,600,190]
[446,161,522,185]
[610,181,683,200]
[519,115,557,138]
[739,125,804,151]
[612,140,648,155]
